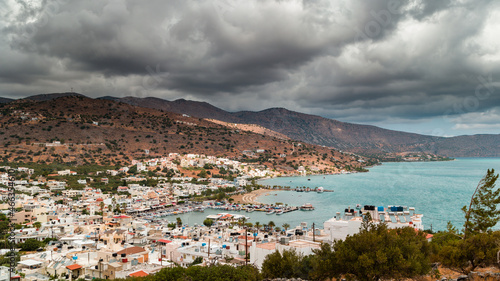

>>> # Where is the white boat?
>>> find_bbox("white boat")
[300,203,315,211]
[266,209,275,215]
[317,186,324,193]
[276,210,284,215]
[194,206,205,212]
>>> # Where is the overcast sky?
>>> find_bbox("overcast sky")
[1,0,499,136]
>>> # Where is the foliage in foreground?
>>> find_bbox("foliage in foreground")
[463,169,500,238]
[261,248,312,280]
[322,223,431,281]
[261,222,431,281]
[432,169,500,274]
[93,264,260,281]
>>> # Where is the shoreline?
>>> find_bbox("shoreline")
[231,188,274,204]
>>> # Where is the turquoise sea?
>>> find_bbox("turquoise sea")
[168,158,500,232]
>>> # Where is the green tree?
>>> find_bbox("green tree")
[147,264,260,281]
[268,221,275,230]
[0,213,9,239]
[176,217,182,227]
[197,169,208,178]
[238,217,247,227]
[203,218,213,227]
[332,223,431,281]
[254,222,261,231]
[33,221,42,229]
[190,256,203,266]
[128,165,137,174]
[261,249,304,279]
[309,243,337,281]
[463,169,500,238]
[282,223,290,233]
[19,238,44,251]
[0,251,20,267]
[437,231,500,274]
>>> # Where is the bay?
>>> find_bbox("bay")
[167,158,500,232]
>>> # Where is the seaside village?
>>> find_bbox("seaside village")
[0,153,428,281]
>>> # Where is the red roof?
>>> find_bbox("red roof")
[66,264,82,270]
[96,198,103,202]
[113,215,131,219]
[158,239,172,244]
[128,270,149,277]
[116,246,146,256]
[238,235,254,240]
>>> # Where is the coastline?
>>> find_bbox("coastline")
[231,188,273,204]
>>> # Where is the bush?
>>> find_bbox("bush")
[19,239,45,251]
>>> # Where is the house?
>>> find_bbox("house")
[117,186,129,193]
[12,210,33,224]
[58,169,77,176]
[128,270,150,277]
[114,246,149,265]
[62,189,84,198]
[107,170,119,176]
[47,180,66,190]
[66,264,84,280]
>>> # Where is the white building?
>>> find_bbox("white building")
[323,205,423,242]
[250,239,321,269]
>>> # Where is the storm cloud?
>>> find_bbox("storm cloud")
[1,0,499,136]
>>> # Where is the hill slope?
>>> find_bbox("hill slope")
[0,97,14,104]
[0,96,369,173]
[104,96,500,157]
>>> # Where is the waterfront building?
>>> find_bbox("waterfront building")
[323,205,424,242]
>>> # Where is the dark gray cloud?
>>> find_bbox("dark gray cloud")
[1,0,499,136]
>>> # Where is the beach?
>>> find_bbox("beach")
[231,188,272,204]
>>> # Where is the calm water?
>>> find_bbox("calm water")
[168,158,500,232]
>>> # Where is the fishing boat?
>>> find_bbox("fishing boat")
[300,203,315,211]
[194,206,205,212]
[266,209,275,215]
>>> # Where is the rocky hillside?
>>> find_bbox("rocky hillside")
[0,95,370,173]
[103,96,500,157]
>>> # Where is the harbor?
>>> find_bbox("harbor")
[134,159,499,231]
[136,201,313,223]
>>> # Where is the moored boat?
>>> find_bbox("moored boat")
[266,209,275,215]
[300,203,315,211]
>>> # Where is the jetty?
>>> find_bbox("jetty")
[265,185,334,192]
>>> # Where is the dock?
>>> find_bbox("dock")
[264,186,334,192]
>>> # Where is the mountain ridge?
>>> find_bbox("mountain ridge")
[97,96,499,157]
[4,93,500,157]
[0,95,368,172]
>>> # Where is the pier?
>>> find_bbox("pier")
[264,185,334,192]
